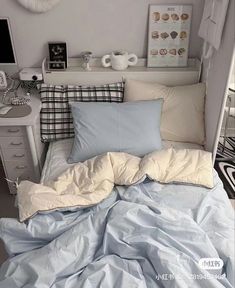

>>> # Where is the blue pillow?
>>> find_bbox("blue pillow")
[68,100,163,163]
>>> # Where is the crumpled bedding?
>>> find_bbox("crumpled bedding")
[0,170,234,288]
[17,148,213,222]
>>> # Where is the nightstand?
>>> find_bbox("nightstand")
[0,94,45,194]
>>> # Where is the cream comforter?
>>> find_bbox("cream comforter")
[17,148,213,222]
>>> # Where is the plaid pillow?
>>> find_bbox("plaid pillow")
[39,82,124,142]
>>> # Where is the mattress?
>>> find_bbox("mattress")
[41,138,204,184]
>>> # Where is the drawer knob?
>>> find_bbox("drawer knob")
[14,154,25,158]
[8,128,20,133]
[16,165,27,169]
[10,142,23,146]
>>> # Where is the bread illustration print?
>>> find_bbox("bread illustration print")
[161,13,169,21]
[153,12,160,22]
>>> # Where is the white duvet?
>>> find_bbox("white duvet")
[17,148,213,222]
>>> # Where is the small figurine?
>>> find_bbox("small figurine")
[80,51,93,71]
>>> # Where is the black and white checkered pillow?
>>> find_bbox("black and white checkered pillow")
[39,82,124,142]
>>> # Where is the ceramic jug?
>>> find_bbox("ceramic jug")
[101,51,138,70]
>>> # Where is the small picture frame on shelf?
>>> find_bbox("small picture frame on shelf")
[147,4,192,67]
[48,42,67,70]
[47,61,66,71]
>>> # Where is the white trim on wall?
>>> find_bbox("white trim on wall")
[212,47,235,161]
[203,0,235,161]
[42,57,201,86]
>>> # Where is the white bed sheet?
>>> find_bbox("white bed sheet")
[41,138,204,184]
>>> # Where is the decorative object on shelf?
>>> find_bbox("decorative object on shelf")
[1,72,31,106]
[0,103,12,115]
[0,71,7,90]
[80,51,93,71]
[101,51,138,71]
[20,80,42,96]
[48,42,67,70]
[0,104,32,118]
[1,74,20,104]
[147,5,192,67]
[10,96,30,106]
[16,0,61,13]
[19,68,43,95]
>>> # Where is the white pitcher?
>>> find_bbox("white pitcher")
[101,51,138,70]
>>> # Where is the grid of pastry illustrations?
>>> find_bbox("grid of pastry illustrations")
[148,5,192,67]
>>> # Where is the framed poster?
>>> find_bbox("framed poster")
[48,42,67,70]
[147,5,192,67]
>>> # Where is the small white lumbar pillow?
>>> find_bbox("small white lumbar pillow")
[124,79,206,145]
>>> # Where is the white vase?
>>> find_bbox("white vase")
[101,51,138,70]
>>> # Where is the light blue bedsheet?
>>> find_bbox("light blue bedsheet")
[0,170,234,288]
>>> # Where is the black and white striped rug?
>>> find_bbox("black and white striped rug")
[214,137,235,199]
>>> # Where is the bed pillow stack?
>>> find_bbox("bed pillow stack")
[40,79,206,164]
[39,82,124,142]
[124,79,206,145]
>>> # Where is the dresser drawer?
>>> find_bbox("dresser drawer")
[4,160,35,182]
[0,136,28,149]
[0,126,24,137]
[1,148,30,162]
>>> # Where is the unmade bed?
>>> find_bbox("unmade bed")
[0,76,234,288]
[0,144,234,287]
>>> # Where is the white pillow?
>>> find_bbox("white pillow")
[124,79,206,145]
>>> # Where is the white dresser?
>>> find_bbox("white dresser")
[0,94,45,194]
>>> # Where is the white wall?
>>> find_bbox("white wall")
[203,0,235,155]
[1,0,204,68]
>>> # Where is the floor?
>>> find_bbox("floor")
[214,137,235,199]
[0,165,18,219]
[0,162,18,265]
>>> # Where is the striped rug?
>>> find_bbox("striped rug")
[214,137,235,199]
